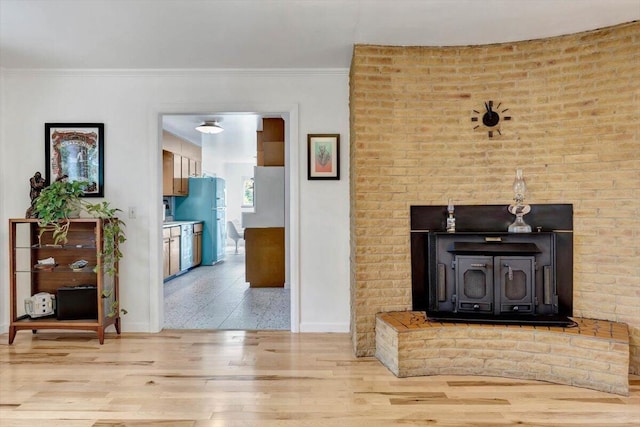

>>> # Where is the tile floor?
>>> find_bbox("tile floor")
[163,245,290,330]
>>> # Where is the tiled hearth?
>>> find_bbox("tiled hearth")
[376,311,630,395]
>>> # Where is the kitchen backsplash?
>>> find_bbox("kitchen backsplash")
[163,197,174,222]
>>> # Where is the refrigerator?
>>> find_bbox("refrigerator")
[174,177,226,265]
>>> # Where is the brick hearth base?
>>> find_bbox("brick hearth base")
[376,311,629,395]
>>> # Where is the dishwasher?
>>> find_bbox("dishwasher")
[180,223,194,271]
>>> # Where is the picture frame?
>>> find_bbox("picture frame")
[45,123,104,197]
[307,134,340,180]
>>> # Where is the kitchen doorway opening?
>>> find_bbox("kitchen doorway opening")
[159,112,292,331]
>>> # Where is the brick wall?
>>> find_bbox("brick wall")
[349,22,640,373]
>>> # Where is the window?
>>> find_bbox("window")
[242,176,254,207]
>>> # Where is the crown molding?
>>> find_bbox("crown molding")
[0,67,349,78]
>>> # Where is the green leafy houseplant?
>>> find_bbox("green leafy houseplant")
[33,179,86,245]
[32,179,127,316]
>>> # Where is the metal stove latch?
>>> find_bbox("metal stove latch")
[504,264,513,280]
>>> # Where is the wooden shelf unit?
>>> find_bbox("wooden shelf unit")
[8,218,121,344]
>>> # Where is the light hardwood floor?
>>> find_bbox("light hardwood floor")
[1,330,639,426]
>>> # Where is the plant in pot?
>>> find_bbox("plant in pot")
[32,179,86,245]
[32,179,127,316]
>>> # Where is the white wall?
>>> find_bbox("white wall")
[242,167,285,228]
[201,131,224,178]
[0,69,350,334]
[224,162,256,232]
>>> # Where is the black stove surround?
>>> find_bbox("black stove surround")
[410,204,575,327]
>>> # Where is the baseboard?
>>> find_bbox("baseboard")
[298,322,349,333]
[119,322,154,333]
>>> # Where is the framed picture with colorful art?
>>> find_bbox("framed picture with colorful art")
[45,123,104,197]
[307,134,340,180]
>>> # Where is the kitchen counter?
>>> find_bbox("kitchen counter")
[163,220,201,228]
[163,221,204,280]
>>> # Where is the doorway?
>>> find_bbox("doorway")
[163,254,290,329]
[159,112,293,331]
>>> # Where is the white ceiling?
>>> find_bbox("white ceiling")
[163,113,262,160]
[1,0,638,70]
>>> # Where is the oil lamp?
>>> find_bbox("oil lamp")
[507,169,532,233]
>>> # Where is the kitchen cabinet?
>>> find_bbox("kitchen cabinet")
[193,222,203,266]
[257,118,284,167]
[162,150,200,196]
[169,226,181,277]
[163,222,202,280]
[162,232,170,278]
[8,218,120,344]
[245,227,285,287]
[163,150,187,196]
[189,159,201,177]
[180,156,189,192]
[162,150,174,196]
[163,226,181,279]
[173,154,189,196]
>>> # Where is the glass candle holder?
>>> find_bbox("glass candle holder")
[508,169,532,233]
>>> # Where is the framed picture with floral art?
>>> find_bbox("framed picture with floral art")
[307,134,339,180]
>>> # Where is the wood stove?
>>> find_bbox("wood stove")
[411,204,574,326]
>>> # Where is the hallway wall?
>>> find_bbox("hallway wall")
[0,69,350,334]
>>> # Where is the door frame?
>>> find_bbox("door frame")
[149,103,300,332]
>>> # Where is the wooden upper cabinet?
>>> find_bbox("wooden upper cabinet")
[263,141,284,166]
[261,118,285,142]
[180,156,189,194]
[162,150,174,196]
[188,158,201,177]
[162,150,190,196]
[257,118,284,167]
[173,153,182,195]
[162,130,202,196]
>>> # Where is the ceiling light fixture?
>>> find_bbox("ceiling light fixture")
[196,120,224,134]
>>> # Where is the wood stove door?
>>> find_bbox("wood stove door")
[496,256,535,314]
[455,255,493,313]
